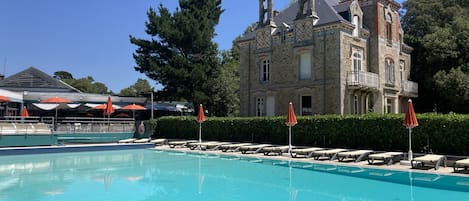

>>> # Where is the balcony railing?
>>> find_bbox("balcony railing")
[402,80,418,94]
[347,71,379,89]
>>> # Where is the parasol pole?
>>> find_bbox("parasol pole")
[288,125,292,154]
[198,122,202,150]
[408,128,413,161]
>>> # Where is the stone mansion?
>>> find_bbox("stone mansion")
[237,0,417,116]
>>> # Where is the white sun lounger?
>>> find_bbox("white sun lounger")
[312,148,348,160]
[290,147,324,158]
[118,138,136,143]
[367,152,403,165]
[219,143,253,152]
[167,140,197,148]
[261,145,292,156]
[453,158,469,172]
[150,138,167,145]
[134,138,151,143]
[411,154,446,170]
[189,141,230,150]
[239,144,272,154]
[336,150,374,162]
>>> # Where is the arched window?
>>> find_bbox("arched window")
[352,15,359,37]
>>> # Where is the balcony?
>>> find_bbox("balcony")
[402,80,418,96]
[347,71,379,90]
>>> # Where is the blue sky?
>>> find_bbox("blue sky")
[0,0,402,93]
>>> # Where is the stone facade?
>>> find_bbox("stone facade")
[238,0,417,116]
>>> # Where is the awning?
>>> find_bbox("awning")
[32,103,82,110]
[0,89,23,102]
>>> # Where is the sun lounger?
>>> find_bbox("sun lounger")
[150,138,167,145]
[336,150,374,162]
[167,140,197,148]
[219,143,253,152]
[134,138,151,143]
[411,154,446,170]
[454,158,469,172]
[262,145,292,156]
[239,144,272,154]
[189,141,229,150]
[312,148,348,160]
[367,152,403,165]
[290,147,324,158]
[118,138,136,143]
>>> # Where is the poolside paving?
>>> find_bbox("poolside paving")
[154,145,469,178]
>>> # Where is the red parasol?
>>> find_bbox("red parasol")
[196,104,205,149]
[121,104,146,110]
[285,102,297,153]
[105,96,114,116]
[41,97,72,129]
[41,97,71,103]
[94,104,107,110]
[0,95,10,102]
[197,104,205,123]
[403,99,418,161]
[121,104,146,119]
[285,102,298,126]
[20,106,29,117]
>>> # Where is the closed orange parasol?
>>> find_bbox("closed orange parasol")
[196,104,205,149]
[105,96,114,116]
[285,102,298,154]
[403,99,418,161]
[20,106,29,117]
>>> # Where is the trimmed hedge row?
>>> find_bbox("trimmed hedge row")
[147,113,469,155]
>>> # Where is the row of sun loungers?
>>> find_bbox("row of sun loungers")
[151,139,467,172]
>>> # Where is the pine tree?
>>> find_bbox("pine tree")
[130,0,223,112]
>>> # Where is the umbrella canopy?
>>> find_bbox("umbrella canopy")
[105,96,114,116]
[403,99,418,161]
[285,102,298,126]
[20,106,29,117]
[41,97,72,129]
[197,104,205,123]
[121,104,146,119]
[41,97,72,103]
[285,102,297,154]
[121,104,146,110]
[0,95,10,102]
[196,104,205,148]
[403,99,419,128]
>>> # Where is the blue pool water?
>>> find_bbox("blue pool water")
[0,149,468,201]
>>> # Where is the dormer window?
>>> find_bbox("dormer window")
[352,15,359,37]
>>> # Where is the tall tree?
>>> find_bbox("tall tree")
[54,71,110,94]
[402,0,469,113]
[118,78,152,97]
[130,0,223,114]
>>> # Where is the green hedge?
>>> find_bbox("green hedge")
[146,113,469,155]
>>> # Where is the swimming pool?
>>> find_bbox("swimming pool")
[0,149,467,201]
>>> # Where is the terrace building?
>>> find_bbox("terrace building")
[238,0,417,116]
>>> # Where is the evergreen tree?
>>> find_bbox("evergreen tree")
[402,0,469,113]
[130,0,223,114]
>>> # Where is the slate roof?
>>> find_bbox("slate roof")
[239,0,350,42]
[0,67,81,93]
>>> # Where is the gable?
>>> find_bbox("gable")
[0,67,80,93]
